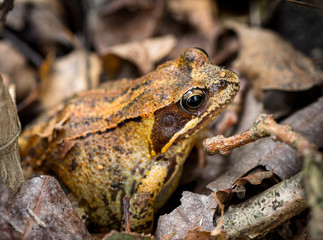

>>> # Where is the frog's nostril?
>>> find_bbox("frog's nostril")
[218,79,227,88]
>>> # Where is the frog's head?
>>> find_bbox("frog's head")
[150,47,240,154]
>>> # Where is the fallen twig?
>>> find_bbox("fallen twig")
[214,172,307,239]
[203,113,323,239]
[26,205,47,228]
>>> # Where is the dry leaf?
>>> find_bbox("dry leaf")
[6,0,77,54]
[91,0,164,53]
[0,0,14,32]
[211,194,228,240]
[234,170,274,186]
[167,0,218,38]
[16,175,93,240]
[185,226,213,240]
[215,170,275,203]
[214,189,233,206]
[156,192,216,239]
[0,175,93,240]
[0,40,37,103]
[227,21,323,99]
[39,49,101,109]
[0,76,24,193]
[101,35,177,76]
[0,178,27,240]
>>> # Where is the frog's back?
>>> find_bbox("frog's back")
[19,78,158,230]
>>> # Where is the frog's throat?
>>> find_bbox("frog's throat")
[161,109,218,154]
[161,122,194,153]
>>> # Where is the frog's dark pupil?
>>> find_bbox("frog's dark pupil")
[187,95,203,108]
[180,88,207,112]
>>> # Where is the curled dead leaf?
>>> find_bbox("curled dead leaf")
[234,170,274,186]
[185,226,213,240]
[211,193,228,240]
[214,170,276,205]
[214,189,233,205]
[101,35,177,76]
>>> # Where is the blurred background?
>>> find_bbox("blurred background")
[0,0,322,127]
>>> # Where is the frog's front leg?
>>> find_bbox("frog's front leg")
[128,161,169,233]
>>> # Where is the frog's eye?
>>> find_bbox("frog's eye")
[180,88,207,112]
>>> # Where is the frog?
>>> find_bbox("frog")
[19,48,240,233]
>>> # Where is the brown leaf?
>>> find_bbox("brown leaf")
[0,179,27,240]
[227,21,323,100]
[6,0,77,54]
[101,35,177,76]
[39,49,101,109]
[91,0,164,53]
[214,172,275,215]
[211,194,228,240]
[0,0,14,32]
[156,192,216,239]
[234,170,274,186]
[0,40,37,103]
[16,175,93,240]
[0,76,24,193]
[167,0,218,37]
[185,226,212,240]
[214,189,233,205]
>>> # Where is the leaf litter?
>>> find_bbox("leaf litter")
[0,0,322,239]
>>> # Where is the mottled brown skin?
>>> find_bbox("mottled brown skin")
[19,48,240,233]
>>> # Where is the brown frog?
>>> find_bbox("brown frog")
[19,48,240,233]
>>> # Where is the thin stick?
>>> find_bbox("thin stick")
[123,196,131,232]
[286,0,322,9]
[203,113,323,239]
